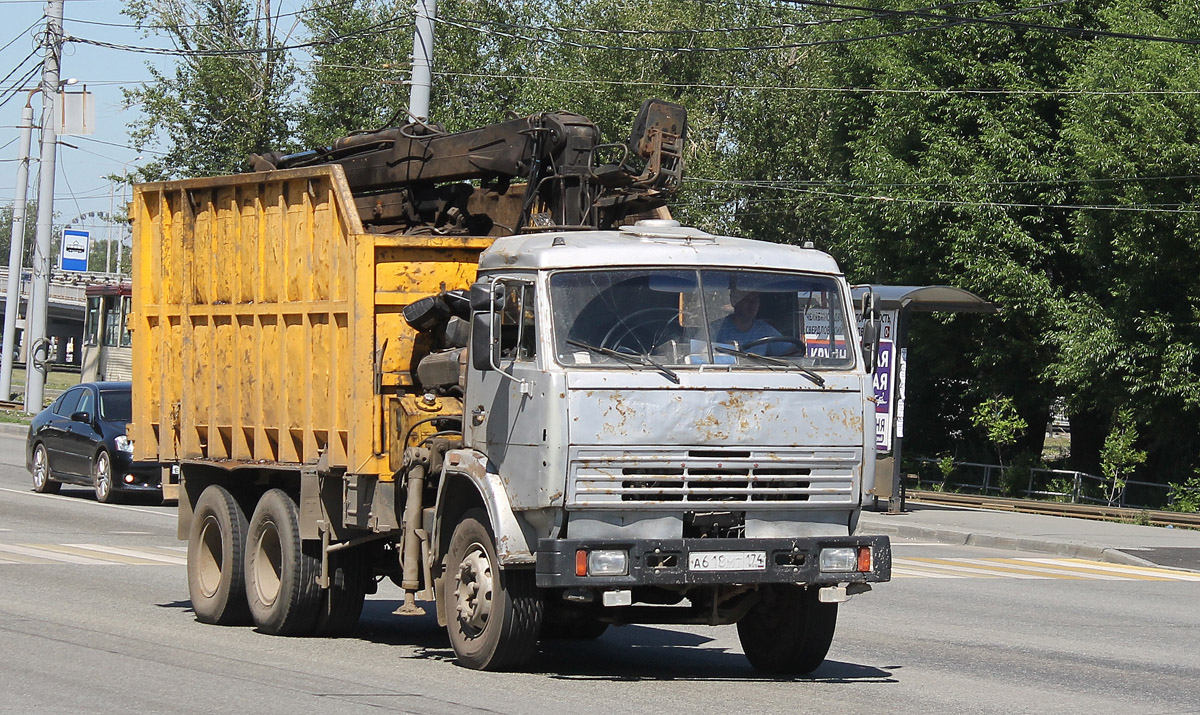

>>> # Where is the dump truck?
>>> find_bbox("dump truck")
[129,100,891,672]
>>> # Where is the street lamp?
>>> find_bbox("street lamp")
[114,156,142,275]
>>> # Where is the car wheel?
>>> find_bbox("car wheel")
[31,443,60,494]
[93,450,117,504]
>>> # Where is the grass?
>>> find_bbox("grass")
[1,367,82,424]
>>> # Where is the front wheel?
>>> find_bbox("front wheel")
[737,585,838,674]
[93,450,116,503]
[445,509,542,670]
[31,444,60,494]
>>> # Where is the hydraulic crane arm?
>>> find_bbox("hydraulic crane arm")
[249,99,686,234]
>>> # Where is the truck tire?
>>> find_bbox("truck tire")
[445,509,542,670]
[244,489,321,635]
[737,584,838,675]
[187,484,251,625]
[313,547,370,637]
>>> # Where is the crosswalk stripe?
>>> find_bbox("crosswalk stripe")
[893,556,1199,581]
[896,557,1056,579]
[0,544,117,565]
[1028,558,1200,582]
[64,543,187,565]
[0,543,184,566]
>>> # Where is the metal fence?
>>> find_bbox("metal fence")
[909,458,1172,510]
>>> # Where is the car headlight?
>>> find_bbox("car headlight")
[114,435,134,454]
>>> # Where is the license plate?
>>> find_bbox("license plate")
[688,551,766,572]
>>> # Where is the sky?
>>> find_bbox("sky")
[1,0,167,239]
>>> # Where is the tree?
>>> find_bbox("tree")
[1099,408,1146,506]
[294,0,412,147]
[122,0,297,179]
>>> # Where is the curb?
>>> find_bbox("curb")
[0,422,30,437]
[860,514,1160,569]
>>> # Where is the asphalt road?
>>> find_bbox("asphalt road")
[2,432,1199,714]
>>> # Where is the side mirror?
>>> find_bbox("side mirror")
[860,290,880,373]
[70,411,91,424]
[471,312,500,372]
[469,281,505,312]
[861,319,880,373]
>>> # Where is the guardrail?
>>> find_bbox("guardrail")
[910,458,1175,511]
[906,490,1200,530]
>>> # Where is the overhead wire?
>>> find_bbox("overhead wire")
[780,0,1200,46]
[432,0,1084,54]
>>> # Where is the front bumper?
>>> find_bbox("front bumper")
[535,535,891,588]
[112,456,161,491]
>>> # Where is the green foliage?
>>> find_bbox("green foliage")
[970,396,1028,466]
[1099,408,1147,506]
[120,0,1200,487]
[1166,476,1200,513]
[294,0,412,146]
[123,0,297,178]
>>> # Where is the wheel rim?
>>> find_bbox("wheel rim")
[251,521,283,607]
[33,446,48,489]
[94,452,112,501]
[195,514,224,598]
[454,544,494,637]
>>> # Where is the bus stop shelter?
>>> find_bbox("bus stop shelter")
[851,285,999,513]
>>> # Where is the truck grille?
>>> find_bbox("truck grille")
[568,447,859,508]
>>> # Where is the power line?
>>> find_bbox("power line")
[64,0,361,31]
[779,0,1200,46]
[0,18,40,54]
[433,0,1081,53]
[687,177,1200,214]
[64,9,414,58]
[431,68,1200,96]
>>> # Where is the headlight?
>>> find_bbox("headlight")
[577,549,629,576]
[820,546,872,573]
[114,435,134,454]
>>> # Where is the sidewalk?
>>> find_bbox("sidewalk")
[860,500,1200,571]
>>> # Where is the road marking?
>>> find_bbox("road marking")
[0,486,175,518]
[894,556,1200,581]
[0,543,184,566]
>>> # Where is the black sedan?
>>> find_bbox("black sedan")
[26,381,160,503]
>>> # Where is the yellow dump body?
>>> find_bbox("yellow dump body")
[129,165,493,480]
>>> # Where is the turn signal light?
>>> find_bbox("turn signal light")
[575,549,588,576]
[857,546,872,573]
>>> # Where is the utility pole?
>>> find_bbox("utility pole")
[408,0,436,121]
[0,93,36,401]
[25,0,65,413]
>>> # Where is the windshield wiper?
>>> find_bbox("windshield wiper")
[712,345,826,387]
[566,339,680,384]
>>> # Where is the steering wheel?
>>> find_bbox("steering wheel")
[599,307,682,352]
[740,336,807,355]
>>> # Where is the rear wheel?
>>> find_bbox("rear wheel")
[31,444,60,494]
[244,489,321,635]
[187,484,251,625]
[93,450,116,503]
[313,546,370,636]
[445,509,542,670]
[737,585,838,674]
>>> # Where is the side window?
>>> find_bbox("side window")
[499,282,536,361]
[75,389,94,418]
[54,388,84,416]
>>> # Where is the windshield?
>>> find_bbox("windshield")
[550,268,854,370]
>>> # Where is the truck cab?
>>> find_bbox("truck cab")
[433,219,890,670]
